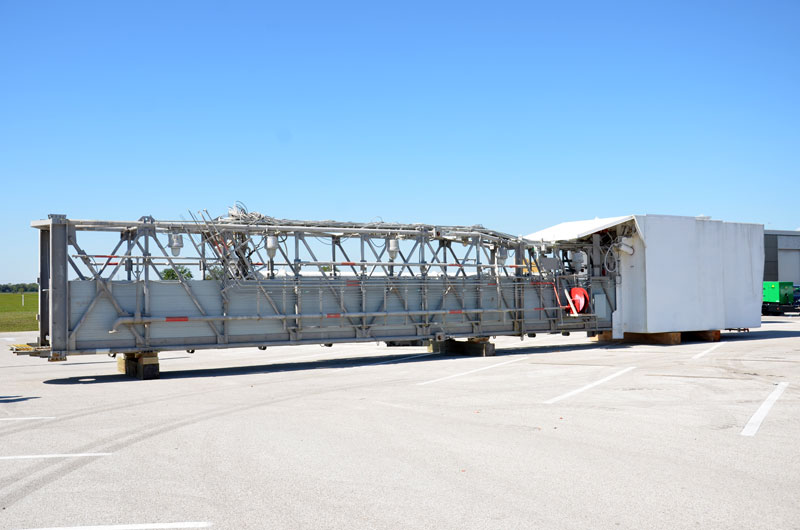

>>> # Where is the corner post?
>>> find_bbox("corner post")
[38,226,51,346]
[48,214,68,359]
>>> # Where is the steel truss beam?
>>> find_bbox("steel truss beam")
[15,208,616,360]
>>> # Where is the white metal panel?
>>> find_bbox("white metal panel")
[594,292,609,319]
[618,231,648,334]
[525,215,634,242]
[778,249,800,285]
[148,281,222,340]
[723,222,764,328]
[616,215,762,333]
[70,281,136,346]
[65,275,608,352]
[636,216,723,333]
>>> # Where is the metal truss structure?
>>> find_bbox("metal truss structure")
[13,206,616,362]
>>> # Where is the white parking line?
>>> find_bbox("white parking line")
[417,356,527,385]
[741,382,789,437]
[18,522,213,530]
[691,343,722,360]
[543,367,636,404]
[2,337,19,341]
[0,453,111,460]
[0,417,56,422]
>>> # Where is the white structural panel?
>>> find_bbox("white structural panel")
[526,215,635,242]
[527,215,764,335]
[721,221,765,329]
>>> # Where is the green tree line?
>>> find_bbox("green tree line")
[0,283,38,293]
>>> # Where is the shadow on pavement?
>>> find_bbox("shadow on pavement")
[722,329,800,341]
[42,340,629,385]
[34,326,800,386]
[0,395,41,403]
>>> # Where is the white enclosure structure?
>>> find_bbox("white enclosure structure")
[527,215,764,338]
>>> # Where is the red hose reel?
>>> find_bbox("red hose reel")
[569,287,590,315]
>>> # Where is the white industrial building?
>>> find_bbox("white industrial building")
[764,230,800,285]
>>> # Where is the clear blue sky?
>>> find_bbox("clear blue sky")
[1,1,798,282]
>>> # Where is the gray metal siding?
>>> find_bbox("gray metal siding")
[65,277,614,354]
[778,250,800,285]
[764,234,779,281]
[765,231,800,283]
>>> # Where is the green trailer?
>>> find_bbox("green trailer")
[762,281,794,315]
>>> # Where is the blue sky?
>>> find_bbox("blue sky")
[1,1,798,282]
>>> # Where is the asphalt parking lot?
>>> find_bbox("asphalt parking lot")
[1,316,799,530]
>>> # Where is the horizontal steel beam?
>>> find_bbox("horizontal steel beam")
[32,219,530,245]
[109,305,591,333]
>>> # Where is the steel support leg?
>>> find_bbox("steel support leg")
[48,215,68,360]
[38,227,50,346]
[117,352,160,380]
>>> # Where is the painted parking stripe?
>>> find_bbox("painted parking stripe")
[0,417,56,422]
[2,337,19,341]
[741,382,789,437]
[543,367,636,404]
[18,522,213,530]
[417,356,528,385]
[0,453,111,460]
[691,343,722,360]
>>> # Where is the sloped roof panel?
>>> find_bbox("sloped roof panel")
[524,215,635,242]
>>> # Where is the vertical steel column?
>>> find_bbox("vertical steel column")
[474,236,481,280]
[359,235,366,336]
[143,226,152,347]
[294,232,300,276]
[122,229,134,282]
[360,235,366,275]
[515,242,524,334]
[331,237,337,276]
[200,238,206,279]
[48,214,68,357]
[592,234,602,277]
[418,235,426,276]
[38,226,50,346]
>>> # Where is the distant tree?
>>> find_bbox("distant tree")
[204,266,225,280]
[0,283,38,293]
[162,266,193,280]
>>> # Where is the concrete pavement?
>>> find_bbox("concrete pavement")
[1,316,798,529]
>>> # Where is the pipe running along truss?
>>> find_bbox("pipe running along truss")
[13,207,616,361]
